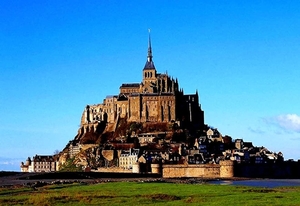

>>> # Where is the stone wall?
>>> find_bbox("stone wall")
[90,160,235,178]
[162,161,234,178]
[220,160,234,178]
[162,164,220,178]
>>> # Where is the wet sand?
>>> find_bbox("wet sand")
[0,171,249,188]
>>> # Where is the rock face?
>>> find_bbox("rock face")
[101,150,114,162]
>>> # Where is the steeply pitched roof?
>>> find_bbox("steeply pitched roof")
[143,30,156,70]
[144,61,155,70]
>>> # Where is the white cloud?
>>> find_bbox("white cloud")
[264,114,300,133]
[0,157,23,171]
[277,114,300,132]
[0,157,21,165]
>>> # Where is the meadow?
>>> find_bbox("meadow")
[0,181,300,206]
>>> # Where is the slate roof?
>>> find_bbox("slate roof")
[120,83,140,88]
[144,61,155,70]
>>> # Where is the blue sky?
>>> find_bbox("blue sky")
[1,1,300,171]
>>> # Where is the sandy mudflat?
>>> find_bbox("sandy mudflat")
[0,172,245,188]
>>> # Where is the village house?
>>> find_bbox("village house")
[119,148,139,169]
[21,155,58,172]
[138,133,157,146]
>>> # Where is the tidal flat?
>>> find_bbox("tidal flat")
[1,181,300,206]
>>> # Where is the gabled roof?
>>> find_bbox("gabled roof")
[33,155,56,162]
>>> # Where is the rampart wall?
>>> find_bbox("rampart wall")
[90,161,300,179]
[89,160,234,178]
[162,161,234,178]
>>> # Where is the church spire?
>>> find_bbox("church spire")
[147,29,153,62]
[144,29,155,70]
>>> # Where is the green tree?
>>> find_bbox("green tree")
[59,158,83,172]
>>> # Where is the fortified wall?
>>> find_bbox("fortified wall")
[90,160,300,179]
[161,160,234,178]
[89,161,234,179]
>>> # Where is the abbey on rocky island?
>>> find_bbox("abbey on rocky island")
[79,34,204,134]
[21,34,292,179]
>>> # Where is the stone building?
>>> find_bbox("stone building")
[78,33,204,134]
[119,148,139,169]
[21,155,58,172]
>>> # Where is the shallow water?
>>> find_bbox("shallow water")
[209,179,300,188]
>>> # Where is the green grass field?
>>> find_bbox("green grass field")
[1,182,300,206]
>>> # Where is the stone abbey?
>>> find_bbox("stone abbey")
[80,34,204,133]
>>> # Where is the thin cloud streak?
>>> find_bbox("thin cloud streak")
[264,114,300,133]
[248,127,265,134]
[0,157,23,171]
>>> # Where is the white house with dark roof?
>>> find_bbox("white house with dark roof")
[21,155,58,172]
